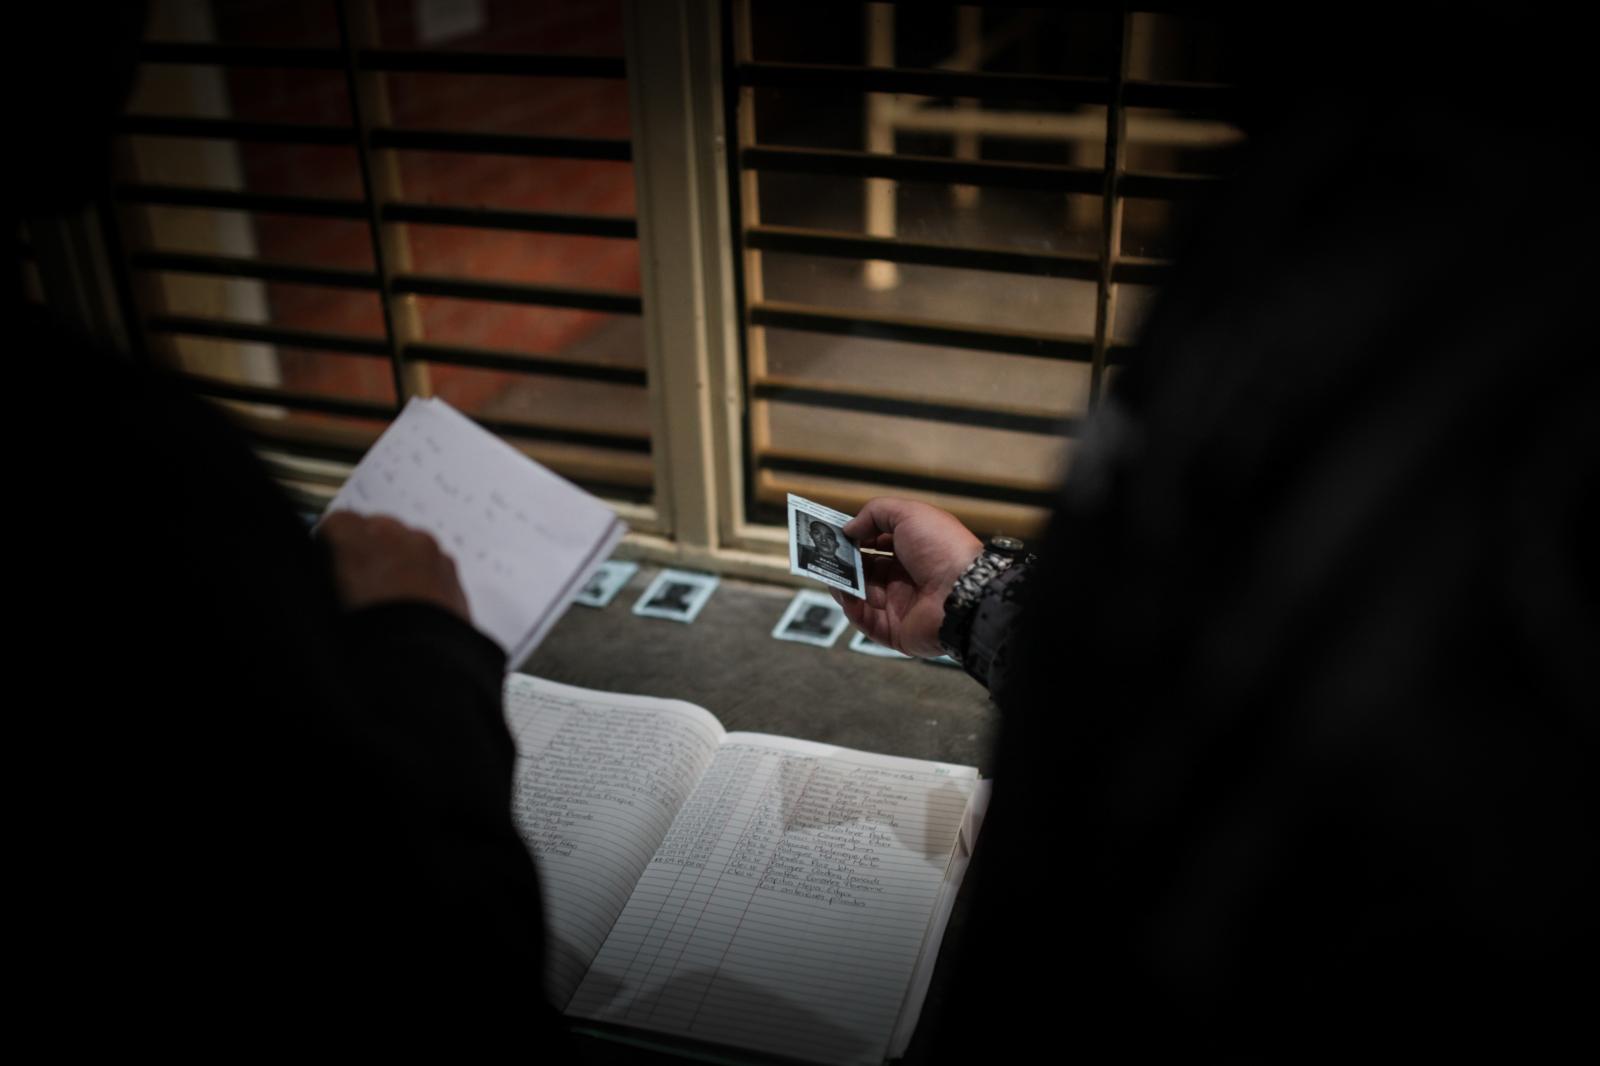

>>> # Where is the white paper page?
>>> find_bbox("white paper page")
[887,778,991,1058]
[324,397,623,660]
[504,676,727,1007]
[566,734,978,1066]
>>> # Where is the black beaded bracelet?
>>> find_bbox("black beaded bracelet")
[937,535,1025,664]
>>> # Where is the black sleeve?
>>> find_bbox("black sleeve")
[324,602,570,1041]
[932,35,1597,1059]
[19,318,570,1050]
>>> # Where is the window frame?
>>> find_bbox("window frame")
[31,1,1234,585]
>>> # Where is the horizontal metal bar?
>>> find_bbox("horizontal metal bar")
[145,315,390,356]
[136,42,627,80]
[210,385,647,456]
[754,383,1077,435]
[240,427,371,465]
[403,342,647,386]
[1112,255,1173,286]
[113,184,638,241]
[1119,169,1226,200]
[359,49,625,79]
[759,455,1061,511]
[1122,79,1236,113]
[124,117,633,162]
[391,274,643,314]
[184,376,397,420]
[130,251,379,290]
[737,61,1108,105]
[473,414,651,454]
[745,224,1101,281]
[737,62,1233,115]
[382,201,637,239]
[120,115,357,145]
[115,182,367,219]
[138,41,344,69]
[244,420,656,499]
[885,102,1242,149]
[750,300,1095,362]
[743,145,1102,194]
[369,127,632,160]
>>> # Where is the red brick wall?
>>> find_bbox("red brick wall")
[218,0,639,414]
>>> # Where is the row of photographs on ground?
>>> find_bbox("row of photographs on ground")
[574,560,959,664]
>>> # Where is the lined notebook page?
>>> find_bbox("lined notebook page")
[504,676,726,1006]
[325,397,623,661]
[566,734,978,1066]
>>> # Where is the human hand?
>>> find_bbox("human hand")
[831,498,982,658]
[318,511,471,622]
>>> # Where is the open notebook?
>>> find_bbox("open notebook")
[507,675,989,1065]
[322,397,624,665]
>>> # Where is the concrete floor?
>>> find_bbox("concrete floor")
[522,570,999,774]
[519,569,1002,1064]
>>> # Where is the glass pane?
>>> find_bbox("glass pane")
[1111,282,1157,346]
[764,402,1070,494]
[404,225,638,292]
[276,348,397,404]
[756,173,1102,257]
[408,299,642,367]
[150,0,341,48]
[1121,106,1243,179]
[1127,13,1233,84]
[372,0,624,55]
[747,4,1120,80]
[428,365,650,440]
[762,252,1096,336]
[386,73,629,138]
[1121,196,1206,260]
[392,153,635,215]
[161,335,394,405]
[764,328,1091,419]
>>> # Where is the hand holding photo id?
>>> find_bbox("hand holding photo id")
[786,493,867,599]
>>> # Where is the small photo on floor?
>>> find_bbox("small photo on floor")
[771,589,850,648]
[632,569,719,623]
[574,559,639,608]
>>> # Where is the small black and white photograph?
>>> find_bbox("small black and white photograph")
[771,589,850,648]
[631,568,719,623]
[849,630,912,659]
[786,493,867,599]
[573,559,639,608]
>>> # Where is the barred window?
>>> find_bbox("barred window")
[110,0,652,515]
[28,1,1240,572]
[731,2,1239,540]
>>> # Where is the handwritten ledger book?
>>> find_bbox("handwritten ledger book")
[507,675,988,1065]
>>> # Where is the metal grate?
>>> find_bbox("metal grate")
[108,0,651,505]
[730,3,1241,537]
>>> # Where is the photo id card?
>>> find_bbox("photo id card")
[786,493,867,599]
[573,559,639,608]
[772,589,850,648]
[849,630,911,659]
[632,569,719,623]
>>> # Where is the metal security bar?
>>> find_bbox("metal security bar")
[730,3,1241,535]
[109,0,652,507]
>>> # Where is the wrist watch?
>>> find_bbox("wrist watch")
[938,535,1026,664]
